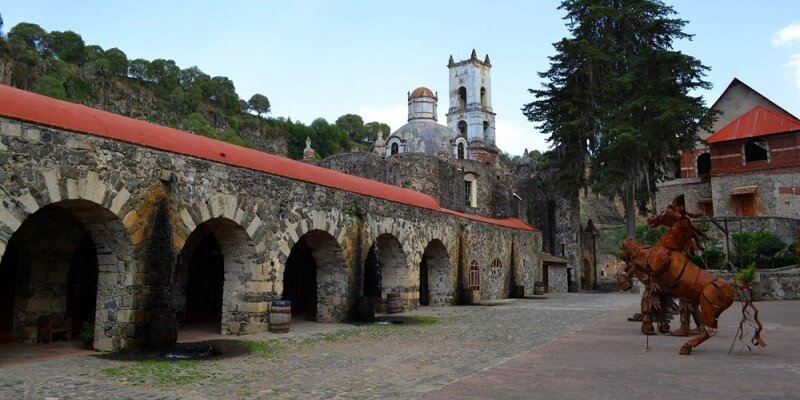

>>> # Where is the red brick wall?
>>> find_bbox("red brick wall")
[679,147,709,179]
[710,131,800,176]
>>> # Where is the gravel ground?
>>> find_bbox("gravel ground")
[0,293,638,400]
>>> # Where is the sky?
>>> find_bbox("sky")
[2,1,799,155]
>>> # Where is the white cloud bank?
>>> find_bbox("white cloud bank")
[788,54,800,89]
[772,22,800,47]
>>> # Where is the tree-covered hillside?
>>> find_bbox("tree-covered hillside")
[0,16,390,159]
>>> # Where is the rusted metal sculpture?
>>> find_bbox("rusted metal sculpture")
[617,197,766,355]
[619,263,670,335]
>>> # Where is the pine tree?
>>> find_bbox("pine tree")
[523,0,716,236]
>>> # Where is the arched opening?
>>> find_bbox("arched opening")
[457,142,465,159]
[0,200,132,350]
[480,87,487,108]
[282,230,348,322]
[468,260,480,291]
[457,120,467,136]
[419,240,452,306]
[176,217,256,335]
[458,86,467,110]
[364,233,407,312]
[696,152,711,176]
[483,121,489,138]
[744,138,768,163]
[390,142,399,155]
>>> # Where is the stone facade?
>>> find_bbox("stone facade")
[0,115,540,352]
[715,266,800,300]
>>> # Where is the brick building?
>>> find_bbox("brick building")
[657,79,800,243]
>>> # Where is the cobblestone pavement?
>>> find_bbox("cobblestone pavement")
[426,299,800,400]
[0,293,637,399]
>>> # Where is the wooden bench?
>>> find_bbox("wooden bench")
[37,314,72,343]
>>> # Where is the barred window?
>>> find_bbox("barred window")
[491,258,502,270]
[469,260,480,290]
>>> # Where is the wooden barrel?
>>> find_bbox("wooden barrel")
[269,300,291,333]
[386,293,403,315]
[355,296,375,322]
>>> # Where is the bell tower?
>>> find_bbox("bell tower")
[446,49,497,164]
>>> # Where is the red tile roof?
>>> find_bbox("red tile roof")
[706,105,800,144]
[0,84,534,231]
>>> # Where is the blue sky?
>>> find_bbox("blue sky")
[2,1,799,155]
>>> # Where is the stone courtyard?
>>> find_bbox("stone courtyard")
[2,293,797,399]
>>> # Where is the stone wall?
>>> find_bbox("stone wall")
[547,265,569,293]
[656,178,712,216]
[714,266,800,300]
[711,170,800,219]
[0,116,540,351]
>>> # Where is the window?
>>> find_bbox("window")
[731,194,757,217]
[491,258,502,270]
[458,87,467,110]
[744,138,768,163]
[469,260,480,290]
[390,142,399,155]
[483,121,489,137]
[457,143,465,159]
[463,174,477,208]
[696,152,711,176]
[480,87,487,108]
[457,120,467,135]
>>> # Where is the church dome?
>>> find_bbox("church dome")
[410,87,435,99]
[389,120,456,155]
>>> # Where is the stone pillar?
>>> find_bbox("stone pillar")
[303,137,315,160]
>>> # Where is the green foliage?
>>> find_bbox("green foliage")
[524,0,715,236]
[335,113,365,142]
[32,75,66,100]
[756,236,786,259]
[635,223,666,246]
[8,23,48,54]
[599,226,628,258]
[103,360,211,385]
[497,151,523,168]
[363,121,390,143]
[734,264,757,285]
[47,30,85,63]
[104,48,128,77]
[732,231,785,268]
[79,322,94,345]
[691,247,725,270]
[773,250,798,268]
[127,58,150,80]
[247,93,271,116]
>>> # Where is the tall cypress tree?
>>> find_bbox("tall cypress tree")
[523,0,716,236]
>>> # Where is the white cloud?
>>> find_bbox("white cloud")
[357,105,407,133]
[495,120,549,156]
[771,22,800,47]
[787,53,800,89]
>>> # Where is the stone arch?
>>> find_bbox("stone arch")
[458,86,467,110]
[282,229,350,322]
[0,199,138,351]
[364,233,409,311]
[419,239,453,306]
[696,152,711,176]
[176,217,259,335]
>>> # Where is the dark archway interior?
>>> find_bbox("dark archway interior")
[363,234,407,311]
[183,234,224,324]
[419,258,429,306]
[697,153,711,176]
[419,240,451,306]
[0,203,100,343]
[744,139,768,162]
[283,237,318,320]
[458,86,467,109]
[364,244,382,301]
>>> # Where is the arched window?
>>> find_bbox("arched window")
[744,138,768,163]
[469,260,480,290]
[458,87,467,110]
[696,152,711,176]
[491,258,502,270]
[464,173,477,208]
[391,142,399,155]
[483,121,489,137]
[480,87,487,108]
[457,120,467,135]
[457,142,465,159]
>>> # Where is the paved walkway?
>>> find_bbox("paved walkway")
[425,300,800,400]
[0,293,636,399]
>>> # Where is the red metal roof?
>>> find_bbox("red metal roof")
[0,84,534,231]
[706,105,800,144]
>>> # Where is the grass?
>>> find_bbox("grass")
[102,360,211,385]
[241,338,286,357]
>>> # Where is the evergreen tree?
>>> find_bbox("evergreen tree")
[523,0,715,236]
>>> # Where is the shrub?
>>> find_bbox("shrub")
[692,247,725,269]
[734,264,756,285]
[732,231,780,267]
[773,250,798,268]
[636,223,666,246]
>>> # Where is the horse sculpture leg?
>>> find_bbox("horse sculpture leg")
[679,280,734,355]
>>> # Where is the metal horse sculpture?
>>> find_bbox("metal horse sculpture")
[618,202,741,355]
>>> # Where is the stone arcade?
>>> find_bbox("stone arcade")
[0,84,541,352]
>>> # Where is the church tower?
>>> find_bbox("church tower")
[446,49,497,164]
